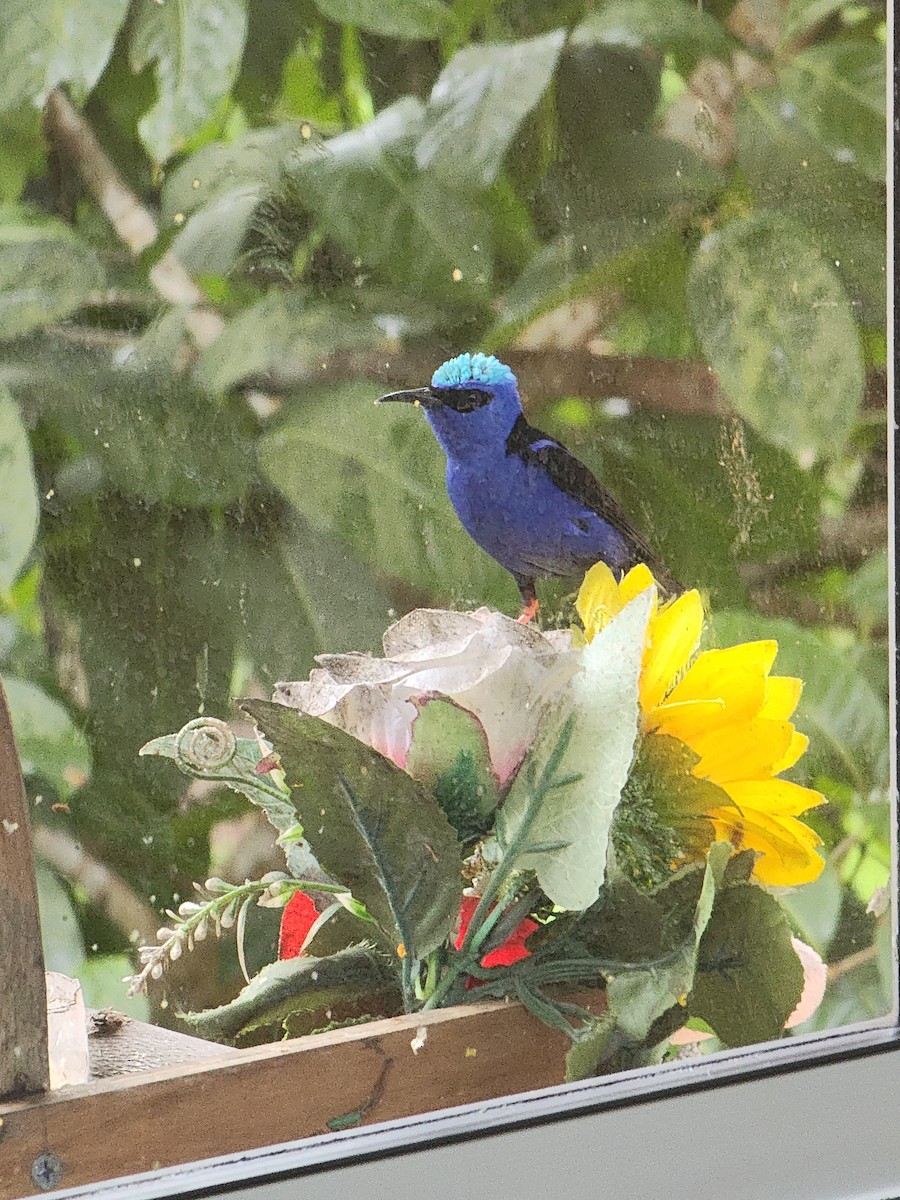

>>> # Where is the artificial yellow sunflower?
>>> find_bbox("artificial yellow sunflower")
[576,562,825,888]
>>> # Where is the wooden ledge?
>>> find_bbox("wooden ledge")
[0,990,605,1198]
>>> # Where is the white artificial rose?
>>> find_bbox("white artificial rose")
[274,607,578,785]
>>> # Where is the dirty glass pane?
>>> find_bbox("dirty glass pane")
[0,0,892,1187]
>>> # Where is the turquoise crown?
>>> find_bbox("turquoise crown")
[432,352,516,389]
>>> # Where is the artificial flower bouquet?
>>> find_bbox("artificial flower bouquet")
[129,564,826,1078]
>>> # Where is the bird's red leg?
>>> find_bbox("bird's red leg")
[514,575,539,624]
[517,596,540,624]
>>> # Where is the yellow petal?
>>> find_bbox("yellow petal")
[664,640,777,727]
[709,807,824,886]
[576,562,621,641]
[722,778,825,817]
[639,589,704,711]
[760,676,803,721]
[771,730,809,774]
[689,717,795,783]
[619,563,657,606]
[649,698,727,739]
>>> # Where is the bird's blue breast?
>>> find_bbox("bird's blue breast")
[446,451,632,580]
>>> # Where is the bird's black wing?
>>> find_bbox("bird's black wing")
[505,414,665,573]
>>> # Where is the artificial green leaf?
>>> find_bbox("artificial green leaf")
[198,293,382,393]
[572,1,733,75]
[779,43,886,182]
[709,611,889,793]
[605,842,728,1039]
[690,884,804,1046]
[180,945,397,1042]
[500,590,651,910]
[0,0,129,111]
[285,99,493,301]
[130,0,249,162]
[310,0,454,40]
[688,211,864,465]
[565,1012,620,1082]
[3,676,91,797]
[405,697,500,840]
[0,217,103,339]
[0,385,38,591]
[612,734,723,890]
[258,382,511,607]
[736,88,886,324]
[138,729,311,872]
[241,700,464,960]
[416,32,565,188]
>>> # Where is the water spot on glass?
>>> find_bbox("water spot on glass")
[142,835,154,845]
[835,148,856,163]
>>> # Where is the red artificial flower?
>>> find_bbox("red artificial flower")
[455,894,539,969]
[278,891,319,960]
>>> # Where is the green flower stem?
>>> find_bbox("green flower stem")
[421,719,574,1012]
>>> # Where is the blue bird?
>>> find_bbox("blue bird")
[378,352,676,621]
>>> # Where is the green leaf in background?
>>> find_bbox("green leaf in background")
[780,43,886,183]
[14,336,255,507]
[0,216,104,340]
[77,953,150,1020]
[572,0,734,75]
[405,697,500,841]
[198,293,382,393]
[690,884,804,1046]
[36,863,84,976]
[415,32,565,189]
[242,700,464,960]
[130,0,249,162]
[736,88,886,325]
[779,0,847,45]
[0,107,47,203]
[162,124,308,224]
[181,944,397,1042]
[500,590,650,910]
[688,211,864,466]
[3,676,91,797]
[160,124,310,275]
[258,382,511,608]
[845,548,889,634]
[709,611,889,794]
[777,860,842,954]
[0,0,129,111]
[0,384,38,591]
[310,0,454,40]
[285,98,493,301]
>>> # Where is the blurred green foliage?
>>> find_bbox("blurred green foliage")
[0,0,889,1022]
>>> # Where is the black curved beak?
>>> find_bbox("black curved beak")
[376,387,437,408]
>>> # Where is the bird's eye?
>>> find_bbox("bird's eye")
[435,387,493,413]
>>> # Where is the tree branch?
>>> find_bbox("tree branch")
[32,824,158,945]
[42,89,224,349]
